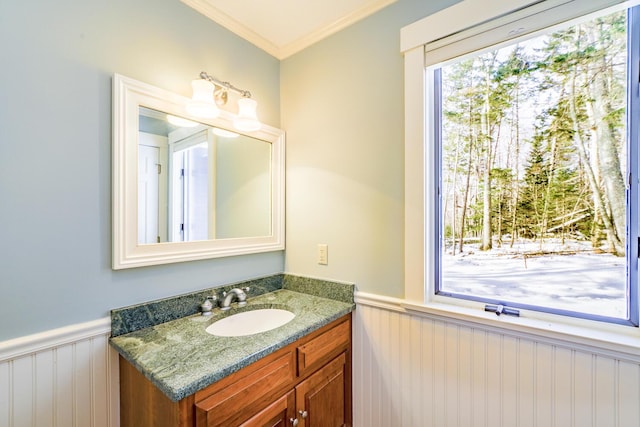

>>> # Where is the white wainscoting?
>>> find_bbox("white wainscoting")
[4,298,640,427]
[0,318,119,427]
[353,294,640,427]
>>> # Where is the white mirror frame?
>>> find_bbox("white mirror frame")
[112,74,285,269]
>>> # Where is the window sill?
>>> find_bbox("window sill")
[401,300,640,363]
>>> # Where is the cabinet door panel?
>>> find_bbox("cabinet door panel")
[240,390,295,427]
[296,353,346,427]
[297,320,350,376]
[195,351,295,427]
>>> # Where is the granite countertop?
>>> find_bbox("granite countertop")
[110,289,354,402]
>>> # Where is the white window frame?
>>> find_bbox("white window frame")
[402,0,640,358]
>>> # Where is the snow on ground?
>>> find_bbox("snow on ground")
[442,239,627,319]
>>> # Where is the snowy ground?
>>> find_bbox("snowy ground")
[442,239,627,319]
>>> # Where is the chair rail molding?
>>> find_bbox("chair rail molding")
[0,317,119,427]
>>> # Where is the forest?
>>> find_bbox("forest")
[440,9,628,261]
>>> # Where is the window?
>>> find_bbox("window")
[403,0,640,330]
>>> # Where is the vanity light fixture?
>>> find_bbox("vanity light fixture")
[166,114,199,127]
[185,79,219,118]
[187,71,261,132]
[234,98,261,132]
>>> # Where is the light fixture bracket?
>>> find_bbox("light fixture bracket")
[188,71,261,132]
[199,71,252,99]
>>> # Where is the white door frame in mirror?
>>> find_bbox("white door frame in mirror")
[112,73,285,269]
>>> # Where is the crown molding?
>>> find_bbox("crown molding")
[277,0,397,59]
[181,0,397,59]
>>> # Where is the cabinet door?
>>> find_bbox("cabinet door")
[195,351,295,427]
[295,353,346,427]
[240,390,296,427]
[297,318,350,377]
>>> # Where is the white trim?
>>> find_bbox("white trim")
[354,291,406,312]
[112,74,286,269]
[179,0,280,56]
[403,46,428,304]
[401,0,541,53]
[401,0,630,54]
[276,0,397,59]
[0,317,111,362]
[423,0,633,67]
[180,0,397,60]
[356,292,640,363]
[402,302,640,364]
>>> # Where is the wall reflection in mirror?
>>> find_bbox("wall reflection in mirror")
[138,107,271,244]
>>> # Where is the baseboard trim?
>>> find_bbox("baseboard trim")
[0,317,112,361]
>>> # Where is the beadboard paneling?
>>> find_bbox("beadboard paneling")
[4,301,640,427]
[0,319,118,427]
[353,301,640,427]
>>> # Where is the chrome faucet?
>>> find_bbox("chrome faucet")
[220,287,250,311]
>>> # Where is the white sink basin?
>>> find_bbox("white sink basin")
[205,309,295,337]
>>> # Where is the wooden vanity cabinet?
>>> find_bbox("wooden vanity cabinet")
[119,313,352,427]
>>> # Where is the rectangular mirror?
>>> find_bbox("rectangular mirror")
[113,74,284,269]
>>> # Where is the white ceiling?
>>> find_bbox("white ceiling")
[180,0,398,59]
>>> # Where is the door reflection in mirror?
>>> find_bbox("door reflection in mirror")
[170,137,211,242]
[138,107,272,244]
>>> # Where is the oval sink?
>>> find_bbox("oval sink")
[205,309,295,337]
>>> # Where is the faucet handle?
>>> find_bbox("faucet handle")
[200,296,217,316]
[234,287,250,306]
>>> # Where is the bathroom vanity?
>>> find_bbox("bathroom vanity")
[109,74,352,425]
[110,279,354,427]
[119,314,351,427]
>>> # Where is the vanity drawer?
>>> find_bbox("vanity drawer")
[297,318,350,376]
[195,350,295,427]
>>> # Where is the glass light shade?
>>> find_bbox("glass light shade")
[213,128,240,138]
[233,98,261,132]
[166,114,198,127]
[185,79,219,118]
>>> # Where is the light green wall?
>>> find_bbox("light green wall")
[216,136,271,238]
[281,0,460,297]
[0,0,463,341]
[0,0,281,341]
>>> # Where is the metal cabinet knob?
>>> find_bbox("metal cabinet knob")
[299,410,308,418]
[290,417,299,426]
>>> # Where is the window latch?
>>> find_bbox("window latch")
[484,304,520,317]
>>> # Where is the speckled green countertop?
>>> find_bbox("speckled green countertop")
[110,288,354,402]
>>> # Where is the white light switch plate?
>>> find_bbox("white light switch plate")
[318,244,328,265]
